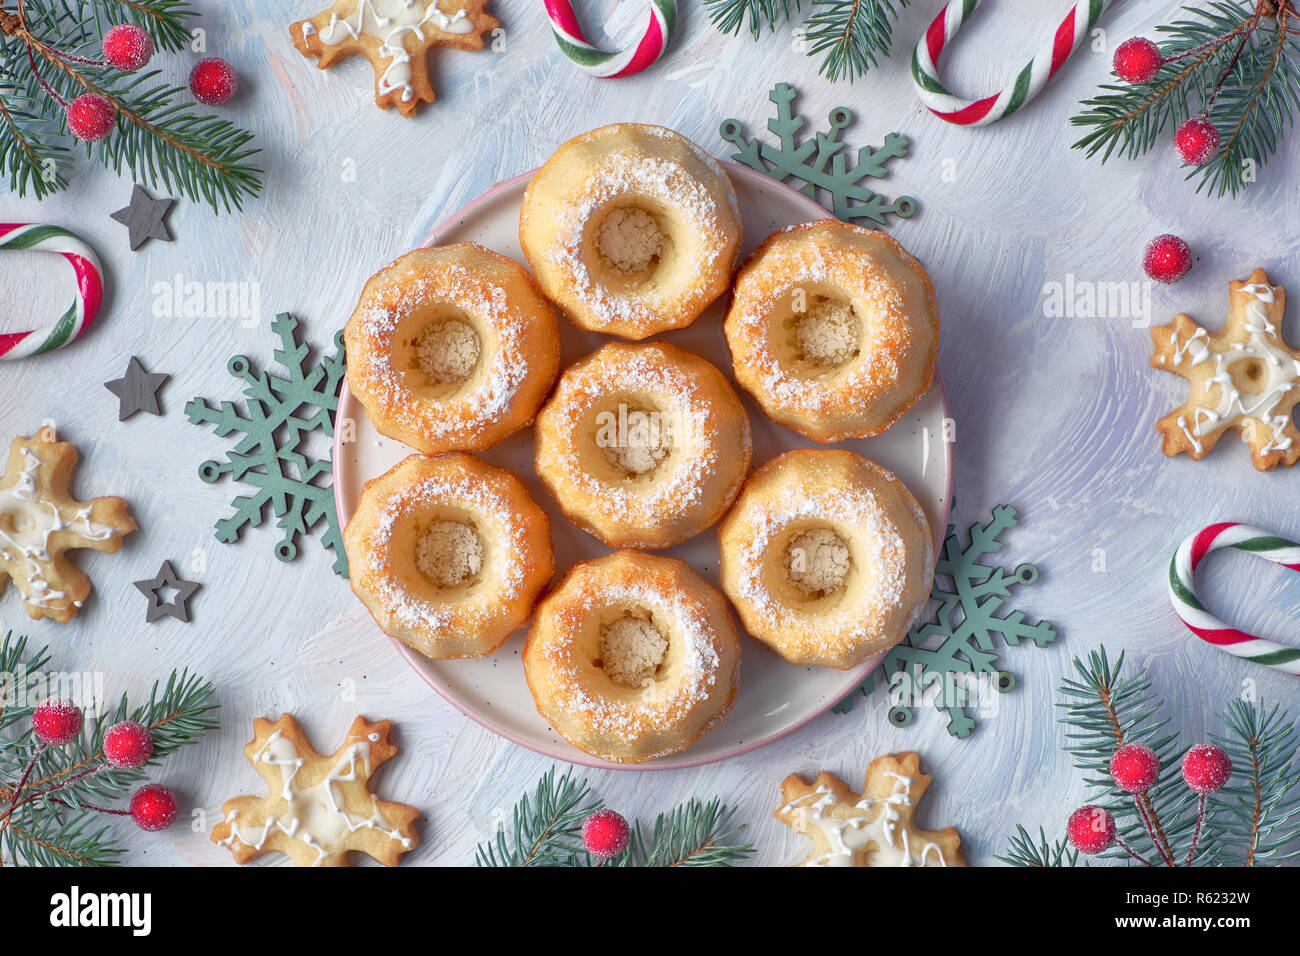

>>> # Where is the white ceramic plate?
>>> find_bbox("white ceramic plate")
[333,162,952,770]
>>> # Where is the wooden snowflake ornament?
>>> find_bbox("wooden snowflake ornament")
[290,0,498,117]
[776,752,965,867]
[0,426,136,624]
[1151,268,1300,471]
[212,714,420,867]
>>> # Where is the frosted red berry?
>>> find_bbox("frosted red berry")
[1182,744,1232,795]
[581,809,630,859]
[1174,116,1221,166]
[102,24,154,71]
[65,94,117,142]
[1110,743,1161,794]
[103,720,154,769]
[189,58,238,105]
[1113,37,1163,84]
[1066,805,1116,855]
[32,697,83,746]
[1143,234,1193,284]
[129,784,177,831]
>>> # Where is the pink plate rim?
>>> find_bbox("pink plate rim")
[331,161,955,771]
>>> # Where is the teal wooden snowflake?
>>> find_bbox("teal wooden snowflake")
[720,82,917,229]
[185,313,348,577]
[834,505,1057,737]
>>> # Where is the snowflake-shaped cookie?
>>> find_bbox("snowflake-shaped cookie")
[775,752,965,867]
[1151,268,1300,471]
[212,714,420,867]
[0,426,136,624]
[290,0,498,117]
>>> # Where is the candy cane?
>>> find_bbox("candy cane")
[911,0,1116,126]
[543,0,677,78]
[0,224,104,361]
[1168,522,1300,677]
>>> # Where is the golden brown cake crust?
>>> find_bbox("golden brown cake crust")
[718,449,933,669]
[519,123,742,340]
[344,452,554,659]
[534,341,752,549]
[344,243,560,456]
[724,219,939,442]
[523,550,741,764]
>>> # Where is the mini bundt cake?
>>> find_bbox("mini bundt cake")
[724,219,939,442]
[533,341,752,549]
[345,452,554,659]
[344,243,560,456]
[718,449,933,669]
[519,123,742,340]
[523,550,741,763]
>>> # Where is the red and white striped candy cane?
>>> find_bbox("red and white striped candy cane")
[543,0,676,78]
[0,223,104,360]
[1168,522,1300,677]
[911,0,1116,126]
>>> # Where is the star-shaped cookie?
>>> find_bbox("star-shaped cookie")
[775,751,965,867]
[290,0,498,117]
[212,714,420,867]
[0,427,137,623]
[1151,268,1300,471]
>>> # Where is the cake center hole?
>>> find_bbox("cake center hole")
[791,295,861,368]
[596,402,674,477]
[414,318,481,386]
[784,527,852,599]
[597,207,664,274]
[416,520,484,589]
[599,613,668,688]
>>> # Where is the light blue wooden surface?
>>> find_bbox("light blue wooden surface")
[2,0,1297,866]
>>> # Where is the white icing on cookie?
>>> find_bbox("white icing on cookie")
[780,772,947,867]
[317,1,473,103]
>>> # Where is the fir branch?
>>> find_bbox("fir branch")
[474,769,599,867]
[2,808,123,866]
[703,0,909,80]
[1071,0,1300,197]
[805,0,909,82]
[1204,699,1300,865]
[626,798,754,867]
[703,0,802,38]
[0,0,261,210]
[997,824,1080,867]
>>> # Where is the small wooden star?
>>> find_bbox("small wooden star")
[110,185,174,249]
[133,560,200,623]
[105,357,170,420]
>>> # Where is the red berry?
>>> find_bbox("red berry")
[1066,805,1116,855]
[31,697,83,746]
[581,809,630,859]
[102,24,153,71]
[65,94,117,142]
[189,58,238,106]
[1174,116,1221,166]
[1110,743,1161,794]
[103,720,154,769]
[1143,234,1193,284]
[1113,37,1163,84]
[129,784,177,832]
[1182,744,1232,795]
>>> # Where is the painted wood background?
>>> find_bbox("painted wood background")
[2,0,1298,866]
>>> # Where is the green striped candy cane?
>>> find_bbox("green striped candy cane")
[1169,522,1300,677]
[0,223,105,360]
[544,0,677,77]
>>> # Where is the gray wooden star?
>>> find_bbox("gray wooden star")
[110,184,174,249]
[105,356,170,420]
[134,560,200,623]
